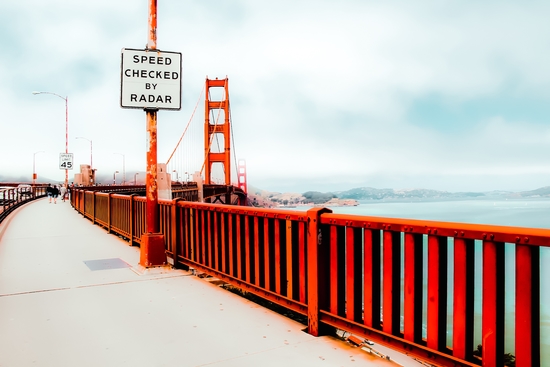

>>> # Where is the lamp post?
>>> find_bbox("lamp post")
[33,151,45,185]
[134,172,139,185]
[113,170,119,185]
[172,169,178,183]
[114,153,126,185]
[32,91,69,188]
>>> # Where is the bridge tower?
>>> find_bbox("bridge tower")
[204,78,231,185]
[237,159,247,193]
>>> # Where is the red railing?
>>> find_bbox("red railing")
[71,189,545,367]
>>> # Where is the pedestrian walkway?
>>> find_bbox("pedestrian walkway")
[0,199,395,367]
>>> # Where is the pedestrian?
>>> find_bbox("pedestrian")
[60,185,67,202]
[46,183,53,203]
[51,185,60,204]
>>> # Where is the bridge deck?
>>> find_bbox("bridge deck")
[0,199,393,367]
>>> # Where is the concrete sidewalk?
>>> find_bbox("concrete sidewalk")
[0,199,394,367]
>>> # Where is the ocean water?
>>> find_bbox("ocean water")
[297,198,550,363]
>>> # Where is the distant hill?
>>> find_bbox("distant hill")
[334,187,486,201]
[248,184,550,206]
[507,186,550,198]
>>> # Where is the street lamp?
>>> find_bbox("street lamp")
[113,170,119,185]
[32,91,69,188]
[33,151,45,185]
[114,153,125,185]
[172,169,178,183]
[134,172,139,185]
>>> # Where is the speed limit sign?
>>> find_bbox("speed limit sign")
[59,153,74,170]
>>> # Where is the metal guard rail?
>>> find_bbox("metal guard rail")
[71,188,544,367]
[0,186,48,224]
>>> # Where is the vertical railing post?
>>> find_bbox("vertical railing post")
[107,193,112,234]
[129,194,137,245]
[92,191,96,224]
[170,198,184,269]
[82,190,87,217]
[383,229,401,336]
[404,232,424,343]
[427,234,448,351]
[482,240,505,367]
[453,238,475,361]
[516,244,540,366]
[306,207,332,336]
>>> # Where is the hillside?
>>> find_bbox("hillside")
[334,187,486,201]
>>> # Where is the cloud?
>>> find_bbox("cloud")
[1,1,550,192]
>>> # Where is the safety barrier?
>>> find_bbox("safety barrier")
[0,185,48,224]
[71,188,545,367]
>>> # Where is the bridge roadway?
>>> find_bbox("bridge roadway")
[0,198,395,367]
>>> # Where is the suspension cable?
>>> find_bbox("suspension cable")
[229,103,239,184]
[166,84,205,165]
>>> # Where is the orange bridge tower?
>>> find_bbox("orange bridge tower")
[204,78,231,186]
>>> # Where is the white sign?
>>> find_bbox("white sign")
[59,153,74,170]
[120,48,182,110]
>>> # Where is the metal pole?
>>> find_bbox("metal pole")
[145,0,159,233]
[90,140,94,185]
[33,151,44,185]
[65,96,69,188]
[139,0,166,268]
[32,91,69,187]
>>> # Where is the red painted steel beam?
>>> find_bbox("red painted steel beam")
[220,212,226,272]
[515,244,540,366]
[383,230,401,336]
[363,228,381,330]
[245,216,251,282]
[482,240,505,367]
[345,227,362,323]
[298,222,306,304]
[214,212,219,270]
[254,217,260,287]
[404,232,423,344]
[427,234,448,351]
[321,213,550,248]
[306,207,332,336]
[236,215,242,279]
[453,238,475,361]
[263,217,271,291]
[286,220,293,300]
[228,213,234,276]
[274,219,281,295]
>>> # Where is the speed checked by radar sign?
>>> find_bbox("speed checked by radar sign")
[120,48,182,110]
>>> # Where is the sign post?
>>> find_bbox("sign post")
[120,0,181,267]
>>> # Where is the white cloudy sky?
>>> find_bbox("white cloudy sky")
[1,0,550,193]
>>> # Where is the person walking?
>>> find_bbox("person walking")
[51,185,60,204]
[46,183,53,203]
[60,185,67,202]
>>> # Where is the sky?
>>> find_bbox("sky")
[1,0,550,193]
